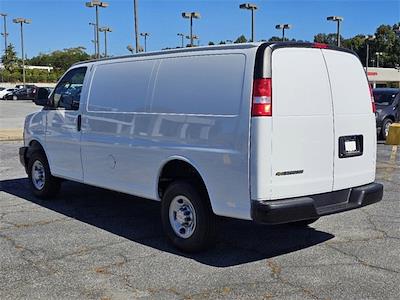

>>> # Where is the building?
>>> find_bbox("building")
[0,63,53,72]
[367,67,400,88]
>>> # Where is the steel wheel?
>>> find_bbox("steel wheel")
[384,120,392,138]
[31,160,45,190]
[169,195,197,239]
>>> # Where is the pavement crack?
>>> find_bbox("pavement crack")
[325,243,400,274]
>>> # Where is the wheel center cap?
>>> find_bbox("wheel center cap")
[176,209,186,224]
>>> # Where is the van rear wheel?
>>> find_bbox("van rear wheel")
[161,181,216,252]
[28,151,61,199]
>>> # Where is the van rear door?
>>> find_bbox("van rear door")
[321,50,376,190]
[270,47,334,199]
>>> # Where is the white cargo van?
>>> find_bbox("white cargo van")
[20,42,383,252]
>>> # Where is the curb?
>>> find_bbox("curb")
[0,129,23,141]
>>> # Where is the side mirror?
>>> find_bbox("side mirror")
[34,87,50,106]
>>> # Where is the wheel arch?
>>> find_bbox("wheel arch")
[156,157,213,211]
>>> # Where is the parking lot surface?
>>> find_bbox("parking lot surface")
[0,100,39,130]
[0,141,399,299]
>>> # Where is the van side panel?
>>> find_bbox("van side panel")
[81,51,255,220]
[81,59,157,196]
[321,50,376,190]
[269,48,334,199]
[148,53,253,219]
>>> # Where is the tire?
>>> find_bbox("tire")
[27,151,61,199]
[13,95,18,101]
[288,218,319,227]
[381,118,393,140]
[161,180,216,252]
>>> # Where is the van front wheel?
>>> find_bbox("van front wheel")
[28,151,61,199]
[161,181,216,252]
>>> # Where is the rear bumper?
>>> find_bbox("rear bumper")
[251,182,383,224]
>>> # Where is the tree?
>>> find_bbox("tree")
[234,35,247,43]
[208,41,215,46]
[28,47,90,73]
[1,44,19,72]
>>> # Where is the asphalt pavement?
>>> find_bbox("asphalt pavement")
[0,141,399,299]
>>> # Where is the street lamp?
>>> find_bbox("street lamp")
[327,16,343,47]
[86,1,109,59]
[239,3,258,42]
[89,22,97,57]
[13,18,31,88]
[140,32,149,52]
[99,26,112,57]
[275,24,292,41]
[186,34,199,46]
[182,12,200,47]
[376,52,383,68]
[177,33,185,48]
[0,13,8,54]
[133,0,140,53]
[127,44,134,54]
[364,35,375,75]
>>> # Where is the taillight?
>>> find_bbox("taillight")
[369,85,376,113]
[252,78,272,117]
[313,43,329,49]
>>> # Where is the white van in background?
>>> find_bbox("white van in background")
[20,42,383,252]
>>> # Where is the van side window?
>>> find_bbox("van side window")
[53,67,87,110]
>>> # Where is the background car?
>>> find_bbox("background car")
[374,88,400,139]
[4,86,37,100]
[0,88,18,100]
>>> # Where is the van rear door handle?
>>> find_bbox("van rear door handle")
[77,115,82,132]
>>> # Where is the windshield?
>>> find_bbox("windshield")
[373,91,398,106]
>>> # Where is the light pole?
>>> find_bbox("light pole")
[89,22,97,57]
[127,44,134,54]
[239,3,258,42]
[364,35,375,75]
[99,27,112,57]
[13,18,31,88]
[376,52,383,68]
[182,12,200,47]
[327,16,343,47]
[133,0,140,53]
[86,1,109,59]
[140,32,149,52]
[186,34,199,46]
[177,33,185,48]
[0,13,8,54]
[275,24,292,41]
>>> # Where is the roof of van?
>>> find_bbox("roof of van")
[73,42,356,67]
[73,42,263,66]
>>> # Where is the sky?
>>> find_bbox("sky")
[0,0,399,58]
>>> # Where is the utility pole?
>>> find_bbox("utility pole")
[89,22,97,57]
[364,35,375,75]
[99,26,112,57]
[376,52,383,68]
[177,33,185,48]
[140,32,149,52]
[239,3,258,42]
[327,16,343,47]
[0,13,8,53]
[86,1,109,59]
[133,0,140,52]
[13,18,31,88]
[182,12,200,47]
[275,24,292,41]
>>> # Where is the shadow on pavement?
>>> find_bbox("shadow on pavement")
[1,177,334,267]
